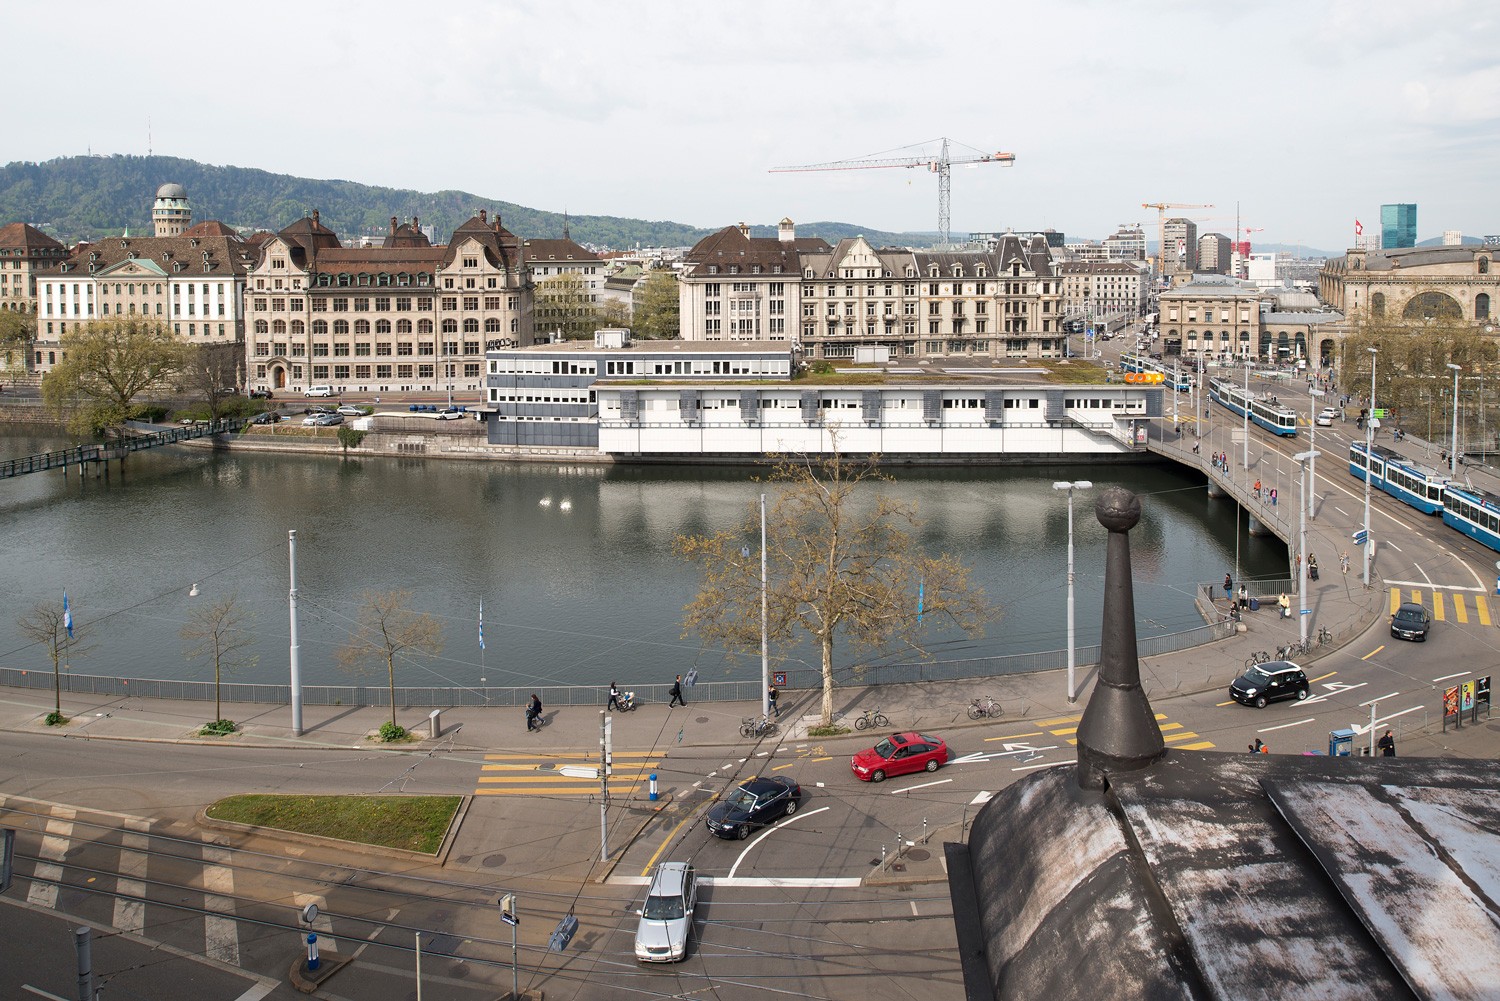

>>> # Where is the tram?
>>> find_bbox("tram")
[1348,442,1450,515]
[1208,378,1298,437]
[1118,353,1191,392]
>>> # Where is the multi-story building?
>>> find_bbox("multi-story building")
[32,210,254,372]
[678,220,827,343]
[243,209,533,395]
[1103,225,1146,262]
[1197,233,1232,275]
[1381,203,1417,249]
[524,236,605,336]
[1319,244,1497,325]
[1162,218,1198,274]
[152,183,193,237]
[1158,275,1264,360]
[1061,241,1110,263]
[1059,261,1147,326]
[0,222,67,315]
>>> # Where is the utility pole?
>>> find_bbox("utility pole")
[288,529,303,736]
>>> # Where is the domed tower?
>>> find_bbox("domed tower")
[152,183,191,237]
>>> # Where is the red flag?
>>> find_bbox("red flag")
[1355,219,1363,236]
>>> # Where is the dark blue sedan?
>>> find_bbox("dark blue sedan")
[704,776,801,840]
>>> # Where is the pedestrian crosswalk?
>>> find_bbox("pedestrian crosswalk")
[1032,712,1216,751]
[1389,587,1492,627]
[475,751,664,796]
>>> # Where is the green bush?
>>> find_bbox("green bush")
[200,719,237,735]
[44,711,67,727]
[378,721,408,742]
[807,724,850,737]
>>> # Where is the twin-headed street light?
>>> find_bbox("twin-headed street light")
[1053,480,1093,703]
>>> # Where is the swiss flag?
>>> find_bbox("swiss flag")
[1355,219,1364,236]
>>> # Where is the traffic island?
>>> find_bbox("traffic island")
[288,948,351,993]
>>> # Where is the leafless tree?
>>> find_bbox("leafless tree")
[336,590,444,733]
[180,593,258,727]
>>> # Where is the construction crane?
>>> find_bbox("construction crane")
[773,138,1015,249]
[1142,202,1214,273]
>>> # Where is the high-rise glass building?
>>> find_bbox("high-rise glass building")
[1381,203,1417,249]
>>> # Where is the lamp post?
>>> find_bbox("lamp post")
[1242,355,1251,471]
[1052,480,1093,703]
[1448,363,1462,475]
[1307,387,1324,521]
[1294,450,1318,646]
[1363,348,1377,587]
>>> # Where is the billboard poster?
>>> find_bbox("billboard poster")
[1479,676,1491,706]
[1443,686,1460,717]
[1461,681,1476,712]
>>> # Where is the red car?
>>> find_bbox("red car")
[850,732,949,783]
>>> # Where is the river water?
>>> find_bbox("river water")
[0,428,1285,692]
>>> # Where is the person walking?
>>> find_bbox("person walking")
[669,674,686,708]
[768,685,780,718]
[1278,592,1291,619]
[607,681,622,712]
[526,693,543,732]
[1237,584,1248,610]
[1224,573,1233,599]
[1308,553,1319,581]
[1378,729,1396,757]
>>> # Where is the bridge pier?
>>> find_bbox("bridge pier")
[1206,480,1229,499]
[1247,515,1272,537]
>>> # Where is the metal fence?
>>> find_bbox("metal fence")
[0,616,1235,708]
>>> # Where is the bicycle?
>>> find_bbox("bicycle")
[1276,640,1309,661]
[1246,650,1273,669]
[740,714,779,739]
[852,707,890,731]
[1317,625,1333,646]
[967,695,1004,720]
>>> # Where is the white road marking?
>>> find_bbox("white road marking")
[1257,717,1316,733]
[113,825,149,935]
[727,806,830,879]
[1432,671,1469,682]
[1351,706,1425,733]
[1387,581,1484,591]
[969,791,994,805]
[27,814,75,910]
[1012,760,1069,773]
[1303,681,1368,705]
[890,778,952,794]
[1388,541,1404,553]
[202,847,240,966]
[1334,506,1350,517]
[230,984,278,1001]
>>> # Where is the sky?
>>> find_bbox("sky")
[10,1,1500,253]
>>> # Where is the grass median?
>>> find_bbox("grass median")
[206,794,461,855]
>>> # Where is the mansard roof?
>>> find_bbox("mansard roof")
[443,211,522,271]
[307,247,447,274]
[0,222,67,254]
[182,220,240,239]
[58,232,253,278]
[522,237,601,264]
[683,225,829,277]
[275,211,342,261]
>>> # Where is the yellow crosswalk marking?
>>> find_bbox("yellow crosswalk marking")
[1034,715,1082,727]
[1049,727,1078,736]
[1453,594,1468,624]
[475,787,632,797]
[1479,595,1493,627]
[1390,588,1401,615]
[1163,731,1202,743]
[985,731,1044,742]
[482,752,657,761]
[1433,592,1446,622]
[1174,741,1217,751]
[1158,722,1184,732]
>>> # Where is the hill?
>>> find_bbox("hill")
[0,154,919,250]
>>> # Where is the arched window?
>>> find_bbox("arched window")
[254,320,269,334]
[463,318,479,333]
[1402,291,1463,321]
[333,320,349,334]
[354,320,370,334]
[485,318,501,332]
[418,319,433,334]
[1480,257,1490,274]
[291,320,305,335]
[397,319,412,333]
[442,319,458,333]
[375,320,391,334]
[312,320,327,335]
[1371,292,1385,317]
[1477,294,1491,321]
[272,320,286,335]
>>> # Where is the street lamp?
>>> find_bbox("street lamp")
[1363,348,1378,587]
[1242,355,1251,471]
[1307,387,1324,521]
[1052,480,1093,703]
[1294,450,1318,646]
[1448,363,1462,475]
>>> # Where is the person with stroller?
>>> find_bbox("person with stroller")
[1308,553,1319,581]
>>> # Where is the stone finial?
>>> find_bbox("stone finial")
[1076,486,1165,790]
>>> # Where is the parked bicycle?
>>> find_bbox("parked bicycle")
[1246,650,1273,669]
[967,695,1004,719]
[1276,640,1310,661]
[851,707,890,731]
[1317,625,1334,646]
[740,714,779,739]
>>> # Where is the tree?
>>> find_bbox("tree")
[183,342,244,417]
[675,449,990,728]
[17,598,85,725]
[40,317,189,437]
[180,593,258,731]
[533,273,603,341]
[632,270,681,339]
[336,590,444,736]
[336,425,367,454]
[1341,319,1500,442]
[0,310,33,372]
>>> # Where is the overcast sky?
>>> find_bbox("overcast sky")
[11,1,1499,252]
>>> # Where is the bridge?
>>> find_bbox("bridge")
[0,417,246,479]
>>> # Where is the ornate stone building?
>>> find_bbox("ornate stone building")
[1319,245,1498,326]
[0,222,67,314]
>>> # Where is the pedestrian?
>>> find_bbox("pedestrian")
[669,674,685,707]
[1278,592,1290,618]
[1270,488,1277,506]
[1224,573,1233,599]
[1254,479,1261,498]
[1193,442,1200,455]
[1378,729,1396,757]
[1238,584,1248,609]
[526,692,543,731]
[607,681,622,712]
[768,685,780,718]
[1340,550,1351,575]
[1248,738,1266,753]
[1308,553,1319,581]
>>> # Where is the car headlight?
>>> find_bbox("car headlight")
[1243,688,1258,696]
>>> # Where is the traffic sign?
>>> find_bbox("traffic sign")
[1353,530,1369,546]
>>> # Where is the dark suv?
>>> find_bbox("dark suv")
[1390,602,1431,642]
[1229,661,1310,708]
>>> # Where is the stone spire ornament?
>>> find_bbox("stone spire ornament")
[1075,486,1165,790]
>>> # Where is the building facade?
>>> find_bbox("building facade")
[1381,203,1417,250]
[243,210,534,396]
[1197,233,1232,275]
[1059,261,1147,328]
[1319,245,1498,325]
[1158,275,1265,360]
[1103,225,1146,262]
[1162,218,1198,274]
[0,222,67,315]
[152,183,192,237]
[524,237,606,336]
[678,220,825,345]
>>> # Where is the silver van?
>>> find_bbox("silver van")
[634,861,696,962]
[303,385,335,398]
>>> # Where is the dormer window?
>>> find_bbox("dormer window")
[804,268,814,279]
[728,265,739,274]
[707,265,718,274]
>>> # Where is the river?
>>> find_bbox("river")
[0,427,1285,692]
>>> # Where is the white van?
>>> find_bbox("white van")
[304,385,335,398]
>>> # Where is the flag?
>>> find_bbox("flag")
[478,600,485,651]
[63,591,73,639]
[917,579,925,624]
[1355,219,1363,237]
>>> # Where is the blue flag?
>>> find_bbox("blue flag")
[63,591,73,639]
[917,579,925,624]
[478,600,485,651]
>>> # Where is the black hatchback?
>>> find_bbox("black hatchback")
[1229,661,1310,708]
[705,776,801,840]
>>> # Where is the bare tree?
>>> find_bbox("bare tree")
[336,590,444,735]
[17,598,86,724]
[183,342,244,418]
[180,593,258,730]
[676,449,990,728]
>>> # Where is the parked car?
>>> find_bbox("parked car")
[435,407,464,420]
[634,862,696,963]
[1228,661,1310,708]
[248,412,277,425]
[304,406,335,416]
[851,731,949,783]
[1390,601,1431,641]
[303,385,335,398]
[249,389,273,400]
[1316,406,1339,427]
[335,404,367,417]
[705,776,801,840]
[302,413,344,427]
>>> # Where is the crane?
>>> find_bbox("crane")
[773,138,1015,250]
[1142,202,1214,273]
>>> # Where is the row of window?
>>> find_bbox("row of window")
[254,340,483,357]
[282,363,485,380]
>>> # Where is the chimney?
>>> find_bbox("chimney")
[413,216,418,231]
[480,209,488,224]
[312,210,320,226]
[1074,487,1165,790]
[738,222,750,238]
[391,216,398,234]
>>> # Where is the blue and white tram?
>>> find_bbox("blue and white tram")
[1119,353,1192,392]
[1441,483,1500,553]
[1209,379,1299,437]
[1348,443,1449,514]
